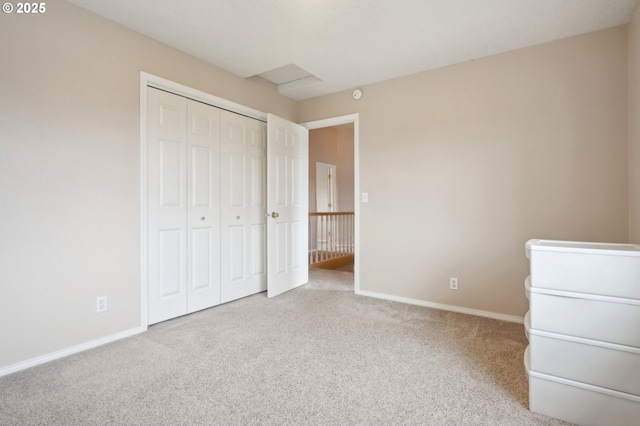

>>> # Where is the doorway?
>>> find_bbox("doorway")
[302,115,360,292]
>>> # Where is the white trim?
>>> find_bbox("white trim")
[0,327,146,378]
[141,72,267,121]
[139,73,149,330]
[357,289,525,324]
[301,114,360,294]
[300,114,359,129]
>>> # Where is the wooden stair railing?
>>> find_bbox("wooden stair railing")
[309,212,354,268]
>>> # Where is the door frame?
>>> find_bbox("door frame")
[139,72,269,329]
[300,114,360,294]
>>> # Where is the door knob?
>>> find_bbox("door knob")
[200,216,206,221]
[271,212,279,218]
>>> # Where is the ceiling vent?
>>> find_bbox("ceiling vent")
[255,64,321,94]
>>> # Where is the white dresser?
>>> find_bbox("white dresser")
[524,239,640,425]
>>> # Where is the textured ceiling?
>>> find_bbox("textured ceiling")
[66,0,639,100]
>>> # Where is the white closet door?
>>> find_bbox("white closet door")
[186,99,221,312]
[147,87,188,324]
[220,111,267,303]
[266,113,309,298]
[246,118,267,295]
[148,88,223,324]
[147,84,303,321]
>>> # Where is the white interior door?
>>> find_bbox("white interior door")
[267,113,309,298]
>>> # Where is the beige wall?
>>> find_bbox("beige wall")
[0,0,633,371]
[336,127,355,212]
[309,126,355,212]
[299,26,629,317]
[309,127,339,212]
[630,4,640,243]
[0,0,296,369]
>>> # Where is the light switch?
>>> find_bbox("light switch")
[362,192,369,203]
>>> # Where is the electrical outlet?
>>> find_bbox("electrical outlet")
[450,277,458,290]
[96,296,107,313]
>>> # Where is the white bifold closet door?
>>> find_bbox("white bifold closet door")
[220,110,267,303]
[147,87,221,324]
[146,87,307,325]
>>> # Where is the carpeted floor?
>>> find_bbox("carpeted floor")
[0,269,570,425]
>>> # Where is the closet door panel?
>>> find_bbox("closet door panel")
[191,228,213,290]
[220,112,266,303]
[252,224,266,276]
[290,156,305,273]
[147,87,188,324]
[158,229,185,297]
[247,121,267,287]
[274,221,288,274]
[228,152,246,208]
[191,147,212,206]
[221,111,248,303]
[186,99,221,313]
[159,140,183,206]
[229,225,246,281]
[249,153,266,281]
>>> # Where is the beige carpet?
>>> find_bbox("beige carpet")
[0,269,570,425]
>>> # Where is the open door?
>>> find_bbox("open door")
[267,113,309,298]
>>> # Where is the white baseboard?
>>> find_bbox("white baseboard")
[356,290,524,324]
[0,326,147,377]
